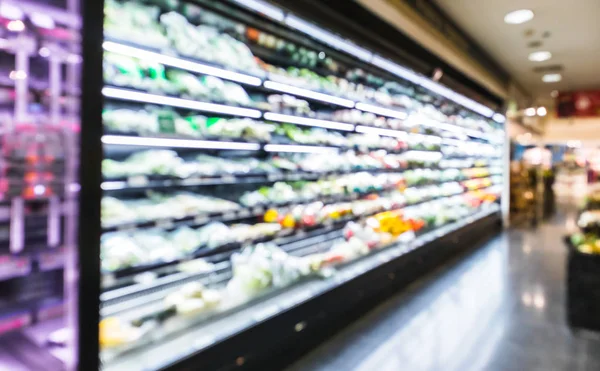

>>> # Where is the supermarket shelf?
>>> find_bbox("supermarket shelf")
[0,247,64,283]
[102,39,500,144]
[263,112,354,131]
[100,204,501,371]
[101,178,476,234]
[101,131,422,154]
[102,87,263,119]
[101,166,493,192]
[263,80,355,108]
[101,134,262,151]
[99,187,490,286]
[103,40,264,86]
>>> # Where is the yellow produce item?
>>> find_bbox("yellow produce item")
[99,318,137,348]
[264,209,278,223]
[281,214,296,229]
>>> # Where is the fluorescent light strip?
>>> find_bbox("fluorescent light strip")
[414,118,463,135]
[231,0,285,22]
[102,87,262,119]
[263,80,354,108]
[237,0,497,119]
[264,144,338,154]
[285,15,373,62]
[371,56,423,85]
[103,41,262,86]
[492,113,506,123]
[419,79,495,118]
[264,112,354,131]
[355,102,407,120]
[405,150,443,161]
[355,125,407,139]
[101,181,128,191]
[102,135,261,151]
[411,133,442,144]
[372,55,495,118]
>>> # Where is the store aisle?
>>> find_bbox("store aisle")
[286,205,600,371]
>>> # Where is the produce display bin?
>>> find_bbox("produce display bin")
[566,236,600,332]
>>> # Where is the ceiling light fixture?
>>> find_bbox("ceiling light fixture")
[524,107,537,116]
[528,51,552,62]
[542,73,562,83]
[6,20,25,32]
[551,90,559,98]
[504,9,534,24]
[537,107,547,116]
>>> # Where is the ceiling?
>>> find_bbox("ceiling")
[434,0,600,105]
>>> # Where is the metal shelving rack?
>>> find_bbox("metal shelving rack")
[0,0,81,370]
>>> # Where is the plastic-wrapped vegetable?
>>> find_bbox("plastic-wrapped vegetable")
[226,244,311,299]
[103,108,159,134]
[104,0,169,48]
[101,234,147,272]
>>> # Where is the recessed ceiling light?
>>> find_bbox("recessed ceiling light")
[525,107,537,116]
[537,107,547,116]
[542,73,562,83]
[504,9,534,24]
[528,51,552,62]
[550,90,559,98]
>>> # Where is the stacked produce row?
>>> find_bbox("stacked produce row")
[99,0,504,367]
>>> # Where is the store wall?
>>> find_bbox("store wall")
[544,117,600,143]
[356,0,508,99]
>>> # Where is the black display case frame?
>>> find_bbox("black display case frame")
[77,0,505,370]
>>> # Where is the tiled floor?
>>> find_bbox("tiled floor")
[287,205,600,371]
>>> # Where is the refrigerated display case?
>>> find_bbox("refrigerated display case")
[0,1,80,370]
[78,0,506,369]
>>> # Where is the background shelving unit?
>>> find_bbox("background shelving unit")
[0,1,81,370]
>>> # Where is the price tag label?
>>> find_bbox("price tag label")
[194,335,216,350]
[252,207,264,215]
[116,223,137,233]
[0,313,31,336]
[102,274,116,288]
[127,175,149,187]
[378,254,391,264]
[295,290,313,304]
[155,219,174,229]
[39,251,65,271]
[221,175,236,183]
[194,215,209,225]
[0,255,31,280]
[238,209,251,218]
[222,212,236,220]
[253,305,280,322]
